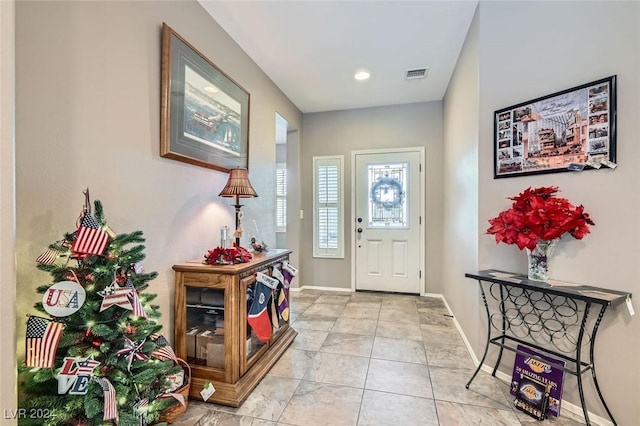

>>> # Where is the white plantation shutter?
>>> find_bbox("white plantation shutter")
[313,156,344,258]
[276,164,287,232]
[317,167,338,249]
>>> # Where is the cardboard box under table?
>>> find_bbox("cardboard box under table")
[196,329,224,368]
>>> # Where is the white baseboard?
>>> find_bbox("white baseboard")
[437,294,483,366]
[432,293,613,426]
[486,367,613,426]
[293,285,352,293]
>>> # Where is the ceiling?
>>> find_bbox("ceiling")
[198,1,478,114]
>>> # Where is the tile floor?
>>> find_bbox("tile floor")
[174,290,587,425]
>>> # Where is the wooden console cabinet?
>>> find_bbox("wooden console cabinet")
[173,249,296,407]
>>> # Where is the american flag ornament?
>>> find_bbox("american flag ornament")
[132,262,144,274]
[149,333,177,363]
[98,282,133,312]
[128,290,148,319]
[157,391,186,407]
[25,316,65,368]
[93,376,118,421]
[75,357,101,376]
[71,211,110,256]
[133,398,149,426]
[119,271,148,317]
[150,333,168,346]
[36,240,69,265]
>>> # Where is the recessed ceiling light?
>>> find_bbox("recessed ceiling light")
[204,86,219,94]
[354,71,370,81]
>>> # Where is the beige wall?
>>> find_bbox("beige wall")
[442,8,481,357]
[301,102,443,292]
[14,0,302,364]
[10,0,640,423]
[444,1,640,424]
[285,129,301,273]
[1,0,17,423]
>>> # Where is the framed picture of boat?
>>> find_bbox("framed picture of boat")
[161,23,250,172]
[494,75,616,178]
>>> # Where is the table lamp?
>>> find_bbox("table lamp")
[219,167,258,247]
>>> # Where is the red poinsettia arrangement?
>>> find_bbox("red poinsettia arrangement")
[204,244,253,265]
[487,186,595,251]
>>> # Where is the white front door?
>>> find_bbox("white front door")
[353,150,423,294]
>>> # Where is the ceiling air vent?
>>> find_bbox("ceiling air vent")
[405,68,429,80]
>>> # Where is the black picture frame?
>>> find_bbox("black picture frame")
[161,23,250,173]
[494,75,616,179]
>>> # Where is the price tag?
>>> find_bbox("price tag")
[626,295,635,316]
[200,382,215,401]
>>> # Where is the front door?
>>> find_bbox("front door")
[354,150,423,294]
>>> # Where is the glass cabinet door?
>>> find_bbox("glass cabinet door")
[185,285,226,371]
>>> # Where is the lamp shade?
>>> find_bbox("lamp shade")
[218,168,258,198]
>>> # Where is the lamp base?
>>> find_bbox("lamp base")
[233,202,243,248]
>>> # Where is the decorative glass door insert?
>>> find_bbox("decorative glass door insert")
[367,162,408,228]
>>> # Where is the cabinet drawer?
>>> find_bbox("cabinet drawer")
[182,272,226,287]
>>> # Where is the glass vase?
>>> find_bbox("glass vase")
[525,239,558,281]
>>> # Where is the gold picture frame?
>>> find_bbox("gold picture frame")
[161,23,250,172]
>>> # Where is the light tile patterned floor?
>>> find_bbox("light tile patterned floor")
[173,290,588,425]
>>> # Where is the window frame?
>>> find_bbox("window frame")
[313,155,344,259]
[276,163,287,233]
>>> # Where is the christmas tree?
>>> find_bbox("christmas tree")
[18,192,184,425]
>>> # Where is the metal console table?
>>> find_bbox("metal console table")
[465,269,630,426]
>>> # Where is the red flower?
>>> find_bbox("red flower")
[204,243,253,265]
[487,186,595,251]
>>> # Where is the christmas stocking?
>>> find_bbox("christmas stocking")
[282,263,298,306]
[271,267,289,322]
[282,262,297,288]
[282,269,294,289]
[248,278,273,343]
[277,286,289,322]
[270,292,280,332]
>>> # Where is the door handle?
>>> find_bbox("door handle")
[357,228,363,234]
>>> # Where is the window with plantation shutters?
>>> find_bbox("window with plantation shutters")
[276,163,287,232]
[313,156,344,258]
